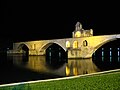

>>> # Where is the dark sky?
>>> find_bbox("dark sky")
[0,1,120,48]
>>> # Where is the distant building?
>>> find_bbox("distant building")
[72,22,93,38]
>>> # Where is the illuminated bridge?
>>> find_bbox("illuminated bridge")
[7,22,120,58]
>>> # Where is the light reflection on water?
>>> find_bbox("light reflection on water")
[12,56,101,77]
[66,58,100,76]
[12,56,66,76]
[1,54,120,85]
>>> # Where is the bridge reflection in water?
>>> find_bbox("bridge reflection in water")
[12,56,65,76]
[1,53,120,85]
[66,58,100,76]
[12,56,101,77]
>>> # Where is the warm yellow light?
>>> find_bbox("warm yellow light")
[66,41,70,48]
[66,66,70,76]
[75,31,81,37]
[73,67,78,76]
[73,41,78,48]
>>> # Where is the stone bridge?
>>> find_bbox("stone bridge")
[7,22,120,58]
[7,34,120,58]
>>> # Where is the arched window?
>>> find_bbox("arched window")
[83,40,88,46]
[75,31,81,37]
[73,41,78,48]
[66,41,70,48]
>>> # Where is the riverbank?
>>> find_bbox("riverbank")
[0,69,120,90]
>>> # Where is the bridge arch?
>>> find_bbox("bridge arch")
[17,43,30,50]
[93,38,117,54]
[16,43,29,55]
[39,42,67,53]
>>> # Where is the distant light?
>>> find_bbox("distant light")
[110,51,112,56]
[118,57,119,62]
[102,48,104,50]
[110,57,112,62]
[49,48,51,50]
[110,48,112,50]
[118,51,119,56]
[49,52,51,56]
[102,51,104,57]
[59,52,61,57]
[118,48,120,51]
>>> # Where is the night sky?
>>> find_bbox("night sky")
[0,1,120,49]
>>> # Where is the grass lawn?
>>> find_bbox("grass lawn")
[0,71,120,90]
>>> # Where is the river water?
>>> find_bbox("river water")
[0,52,120,85]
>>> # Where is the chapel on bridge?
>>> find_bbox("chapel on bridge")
[72,22,93,38]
